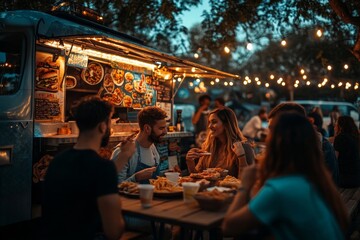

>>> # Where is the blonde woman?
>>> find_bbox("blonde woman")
[186,107,255,178]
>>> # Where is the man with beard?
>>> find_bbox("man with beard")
[112,106,168,183]
[42,96,130,240]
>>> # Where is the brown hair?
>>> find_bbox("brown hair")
[337,116,359,140]
[138,106,167,130]
[260,112,348,232]
[201,107,246,169]
[71,96,113,132]
[268,102,306,119]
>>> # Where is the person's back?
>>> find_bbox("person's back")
[249,175,343,240]
[322,136,339,185]
[43,149,118,239]
[42,96,125,240]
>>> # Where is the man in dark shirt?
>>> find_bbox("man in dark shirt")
[43,96,129,240]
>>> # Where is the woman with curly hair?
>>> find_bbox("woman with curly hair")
[222,112,348,239]
[186,107,255,178]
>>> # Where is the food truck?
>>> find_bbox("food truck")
[0,4,238,227]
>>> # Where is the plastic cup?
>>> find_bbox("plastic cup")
[182,182,200,203]
[138,184,155,208]
[165,172,180,183]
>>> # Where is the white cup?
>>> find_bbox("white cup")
[138,184,155,208]
[165,172,180,183]
[182,182,200,203]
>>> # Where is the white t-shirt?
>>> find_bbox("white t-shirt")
[242,115,262,139]
[139,144,159,166]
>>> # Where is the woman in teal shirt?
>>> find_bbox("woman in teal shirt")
[222,112,348,239]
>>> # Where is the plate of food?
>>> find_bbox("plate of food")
[125,72,134,82]
[118,182,139,198]
[103,74,115,93]
[65,76,77,89]
[111,69,125,86]
[134,80,147,94]
[122,95,133,107]
[189,171,220,181]
[125,82,134,92]
[218,175,241,189]
[194,189,234,211]
[150,177,183,198]
[81,62,104,85]
[102,88,123,105]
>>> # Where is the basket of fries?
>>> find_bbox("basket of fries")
[193,189,234,211]
[149,177,183,197]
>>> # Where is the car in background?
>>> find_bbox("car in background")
[290,100,360,129]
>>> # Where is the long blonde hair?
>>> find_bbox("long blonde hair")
[201,107,246,169]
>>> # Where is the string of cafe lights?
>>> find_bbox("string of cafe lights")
[188,29,359,91]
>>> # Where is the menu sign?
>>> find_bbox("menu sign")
[156,79,172,103]
[35,52,65,121]
[67,53,88,69]
[66,60,157,108]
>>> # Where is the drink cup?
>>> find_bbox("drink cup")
[165,172,180,183]
[182,182,200,203]
[138,184,155,208]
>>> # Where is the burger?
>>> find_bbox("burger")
[36,70,58,92]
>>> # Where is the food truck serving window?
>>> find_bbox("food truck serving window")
[0,33,24,95]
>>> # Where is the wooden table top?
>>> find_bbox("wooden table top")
[120,196,227,230]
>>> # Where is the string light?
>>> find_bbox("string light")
[210,81,214,85]
[224,82,228,86]
[224,46,230,54]
[306,81,311,86]
[300,69,305,75]
[194,53,199,59]
[265,83,270,87]
[344,64,349,70]
[196,78,200,82]
[327,65,332,71]
[302,75,307,80]
[281,82,286,86]
[215,78,220,83]
[316,29,323,38]
[281,39,287,46]
[246,43,253,51]
[229,82,234,86]
[331,84,335,88]
[256,81,261,85]
[318,83,322,88]
[270,74,275,80]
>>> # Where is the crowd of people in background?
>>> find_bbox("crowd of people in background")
[41,94,360,240]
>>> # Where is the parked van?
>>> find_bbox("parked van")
[291,100,360,129]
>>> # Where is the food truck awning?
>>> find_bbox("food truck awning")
[39,34,239,79]
[2,10,238,79]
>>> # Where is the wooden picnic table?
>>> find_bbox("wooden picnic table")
[120,196,227,239]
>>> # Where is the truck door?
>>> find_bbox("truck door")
[0,29,35,226]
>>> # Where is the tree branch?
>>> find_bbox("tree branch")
[329,0,360,26]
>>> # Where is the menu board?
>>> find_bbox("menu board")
[66,61,157,108]
[35,52,65,121]
[155,79,172,103]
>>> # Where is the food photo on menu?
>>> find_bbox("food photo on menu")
[65,60,157,108]
[35,52,64,121]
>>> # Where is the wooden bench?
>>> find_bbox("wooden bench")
[120,230,150,240]
[339,187,360,238]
